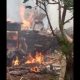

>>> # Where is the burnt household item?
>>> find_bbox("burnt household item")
[7,22,21,50]
[7,22,21,31]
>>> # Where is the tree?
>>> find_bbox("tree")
[35,0,73,80]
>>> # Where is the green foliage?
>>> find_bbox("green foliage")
[57,36,72,55]
[60,0,73,10]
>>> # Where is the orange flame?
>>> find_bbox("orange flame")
[12,56,20,66]
[35,52,44,64]
[25,52,44,72]
[25,52,44,64]
[25,53,35,64]
[31,66,40,72]
[23,11,34,27]
[20,7,34,30]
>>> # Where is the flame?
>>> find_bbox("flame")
[11,52,44,72]
[23,12,34,28]
[31,66,40,72]
[25,52,44,64]
[12,56,20,66]
[20,6,34,30]
[25,53,35,64]
[21,20,31,27]
[35,52,44,64]
[25,52,44,72]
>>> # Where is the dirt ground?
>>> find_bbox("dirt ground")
[7,73,59,80]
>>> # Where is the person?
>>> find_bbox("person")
[7,0,34,30]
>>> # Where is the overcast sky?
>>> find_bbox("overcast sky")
[26,0,73,30]
[47,4,73,30]
[7,0,73,29]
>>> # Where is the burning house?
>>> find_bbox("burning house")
[7,0,63,80]
[7,27,61,80]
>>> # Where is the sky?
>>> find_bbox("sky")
[47,4,73,30]
[26,0,73,30]
[7,0,73,30]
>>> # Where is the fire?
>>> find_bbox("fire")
[25,52,44,72]
[12,56,20,66]
[31,66,40,72]
[21,10,34,30]
[25,52,44,64]
[35,52,44,64]
[21,20,31,28]
[25,53,35,64]
[11,52,44,72]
